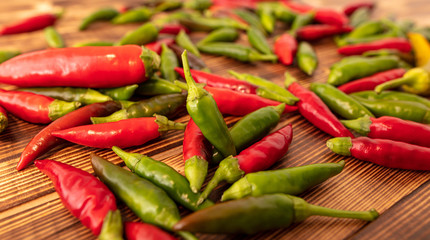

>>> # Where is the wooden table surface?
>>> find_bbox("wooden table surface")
[1,1,430,239]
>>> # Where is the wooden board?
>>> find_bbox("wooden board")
[1,0,430,239]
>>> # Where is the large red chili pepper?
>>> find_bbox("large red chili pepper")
[338,38,412,55]
[0,13,59,35]
[274,33,297,66]
[327,136,430,170]
[17,101,121,170]
[145,38,175,55]
[51,115,185,148]
[337,68,406,94]
[159,24,190,35]
[297,24,353,41]
[35,159,117,235]
[125,222,177,240]
[343,2,375,16]
[183,119,212,162]
[0,45,159,88]
[282,1,348,26]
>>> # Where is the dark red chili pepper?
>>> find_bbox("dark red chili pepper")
[0,105,8,133]
[0,12,60,35]
[125,222,177,240]
[282,1,348,26]
[297,24,353,41]
[17,101,121,170]
[337,68,407,94]
[274,33,297,66]
[327,136,430,170]
[35,159,117,235]
[0,46,159,88]
[159,24,190,35]
[338,38,412,55]
[343,2,375,16]
[144,38,175,54]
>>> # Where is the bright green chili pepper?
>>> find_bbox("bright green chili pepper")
[297,41,318,76]
[349,7,371,28]
[79,7,119,31]
[256,2,276,34]
[112,146,213,211]
[310,82,374,120]
[98,210,123,240]
[179,14,248,32]
[98,84,138,101]
[234,9,266,35]
[44,27,65,48]
[327,55,400,86]
[173,193,379,234]
[222,161,345,201]
[375,68,430,95]
[160,43,179,82]
[90,153,197,240]
[176,29,200,57]
[182,50,236,158]
[155,0,183,12]
[350,90,430,108]
[349,20,385,39]
[0,50,21,64]
[117,22,159,46]
[136,76,182,96]
[273,3,296,23]
[111,7,152,24]
[247,26,273,55]
[197,27,239,46]
[90,93,186,124]
[184,0,212,11]
[198,42,277,62]
[73,41,115,47]
[19,87,112,105]
[289,11,315,36]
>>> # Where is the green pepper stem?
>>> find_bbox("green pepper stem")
[341,116,372,136]
[91,109,128,124]
[326,137,353,156]
[98,209,123,240]
[48,100,81,121]
[154,114,186,131]
[283,72,297,88]
[374,76,416,93]
[174,80,206,90]
[307,204,379,221]
[177,231,199,240]
[112,146,141,171]
[181,50,208,100]
[249,52,278,62]
[140,45,161,78]
[185,156,209,193]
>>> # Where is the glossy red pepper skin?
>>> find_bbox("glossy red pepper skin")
[0,13,58,35]
[297,24,353,41]
[282,1,313,13]
[212,0,257,9]
[17,101,121,170]
[338,38,412,55]
[288,82,354,138]
[343,2,375,16]
[183,118,211,162]
[159,24,190,35]
[274,33,297,66]
[145,39,175,54]
[282,2,348,26]
[35,159,117,235]
[337,68,406,94]
[0,46,147,88]
[125,222,177,240]
[175,67,258,94]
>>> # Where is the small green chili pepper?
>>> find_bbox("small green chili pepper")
[19,87,112,105]
[222,161,344,201]
[112,146,213,211]
[155,0,183,12]
[90,153,197,240]
[136,76,182,96]
[247,26,273,55]
[234,9,266,35]
[375,68,430,95]
[98,210,123,240]
[0,50,21,64]
[345,20,385,39]
[289,11,315,36]
[73,41,115,47]
[310,82,374,119]
[197,27,239,46]
[273,3,296,23]
[349,7,371,28]
[98,84,138,101]
[350,90,430,108]
[169,44,209,71]
[160,43,180,82]
[256,2,276,34]
[297,41,318,75]
[111,7,152,24]
[173,193,379,234]
[117,22,159,46]
[44,27,65,48]
[179,15,248,32]
[79,7,119,31]
[198,42,277,62]
[176,29,200,57]
[184,0,212,11]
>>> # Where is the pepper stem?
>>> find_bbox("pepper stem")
[83,88,113,104]
[326,137,353,156]
[307,204,379,221]
[140,46,161,78]
[174,80,206,90]
[177,231,199,240]
[181,50,208,100]
[185,156,209,193]
[273,103,286,115]
[249,52,278,62]
[98,209,123,240]
[91,109,128,124]
[112,146,141,171]
[374,76,415,93]
[341,116,372,136]
[48,100,81,121]
[154,114,186,131]
[283,72,297,88]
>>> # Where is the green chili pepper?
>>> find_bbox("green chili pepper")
[112,146,213,211]
[90,93,186,124]
[111,7,152,24]
[247,27,273,55]
[234,9,266,35]
[198,42,277,62]
[350,90,430,108]
[297,41,318,76]
[117,22,159,46]
[79,7,119,31]
[349,8,371,28]
[169,44,209,71]
[176,30,200,57]
[19,87,112,105]
[222,161,345,201]
[173,193,379,234]
[289,11,315,36]
[0,50,21,64]
[310,82,374,119]
[90,153,197,240]
[44,27,65,48]
[182,50,236,158]
[328,56,400,86]
[197,27,239,46]
[256,2,276,34]
[98,84,138,101]
[73,41,115,47]
[119,100,136,109]
[179,14,248,32]
[362,49,414,65]
[349,20,385,38]
[160,43,179,82]
[228,70,299,105]
[136,76,182,96]
[98,210,123,240]
[273,3,296,23]
[155,0,183,12]
[184,0,212,11]
[375,68,430,95]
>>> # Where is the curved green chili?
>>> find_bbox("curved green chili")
[44,27,65,48]
[297,41,318,75]
[197,27,239,46]
[256,2,276,34]
[349,8,371,28]
[136,76,182,96]
[160,43,179,82]
[350,90,430,108]
[198,42,277,62]
[111,7,152,24]
[179,15,247,32]
[98,84,138,101]
[19,87,112,105]
[79,7,119,31]
[176,29,200,57]
[155,0,183,12]
[234,9,266,35]
[117,22,159,46]
[247,26,273,55]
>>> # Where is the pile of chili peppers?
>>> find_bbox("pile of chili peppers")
[3,0,430,239]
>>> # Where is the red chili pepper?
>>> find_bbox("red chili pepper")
[343,2,375,16]
[17,101,121,171]
[212,0,257,9]
[338,38,412,55]
[282,1,348,26]
[0,105,8,133]
[0,45,159,88]
[327,136,430,170]
[282,1,313,13]
[337,68,406,94]
[35,159,116,235]
[183,118,212,162]
[297,24,353,41]
[159,24,190,35]
[51,115,186,148]
[274,33,297,66]
[125,222,177,240]
[145,38,175,54]
[0,13,59,35]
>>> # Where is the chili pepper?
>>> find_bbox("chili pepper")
[98,84,138,101]
[0,106,7,133]
[284,73,354,138]
[73,41,115,47]
[289,11,315,36]
[185,0,212,11]
[155,0,183,12]
[175,193,378,234]
[111,7,152,24]
[349,7,371,28]
[17,101,121,170]
[247,26,273,55]
[297,24,353,41]
[198,42,277,62]
[168,44,209,71]
[144,38,175,55]
[0,12,61,35]
[98,210,123,240]
[182,50,236,158]
[175,30,200,57]
[19,87,111,105]
[198,124,293,204]
[197,27,239,46]
[44,26,65,48]
[79,8,119,30]
[0,50,21,64]
[375,68,430,95]
[337,68,407,94]
[179,14,248,32]
[159,24,190,35]
[234,9,266,35]
[91,93,186,124]
[273,3,297,23]
[362,49,414,65]
[338,38,412,56]
[327,55,400,86]
[297,41,318,75]
[350,90,430,108]
[35,159,117,236]
[113,146,214,211]
[0,45,160,88]
[256,2,276,34]
[136,76,182,96]
[118,22,159,46]
[408,32,430,68]
[282,1,313,13]
[274,33,297,65]
[222,161,345,201]
[343,2,375,16]
[90,153,197,240]
[314,8,349,27]
[212,0,256,9]
[327,136,430,170]
[125,222,177,240]
[160,44,179,82]
[337,20,385,46]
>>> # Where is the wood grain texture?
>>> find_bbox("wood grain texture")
[0,0,430,239]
